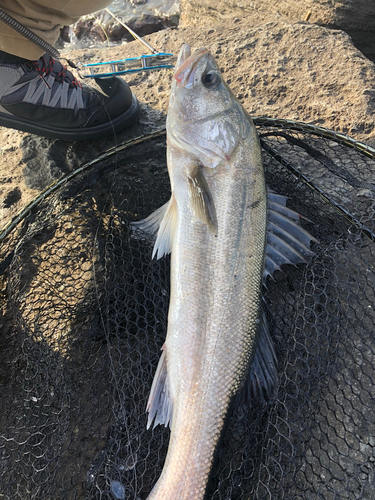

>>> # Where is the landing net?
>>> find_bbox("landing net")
[0,119,374,500]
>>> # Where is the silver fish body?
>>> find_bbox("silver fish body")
[135,44,315,499]
[155,120,265,500]
[137,44,267,499]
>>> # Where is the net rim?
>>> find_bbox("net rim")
[0,118,374,244]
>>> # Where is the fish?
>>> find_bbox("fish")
[134,43,317,500]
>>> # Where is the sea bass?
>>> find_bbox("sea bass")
[135,44,316,500]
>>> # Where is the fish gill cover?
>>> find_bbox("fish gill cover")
[0,119,374,499]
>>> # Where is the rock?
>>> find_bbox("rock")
[344,28,375,64]
[20,136,100,191]
[129,14,172,38]
[72,18,107,43]
[107,14,172,43]
[180,0,375,32]
[3,188,21,208]
[63,15,375,143]
[59,26,71,44]
[21,136,71,190]
[18,101,166,192]
[1,12,375,230]
[130,0,148,5]
[70,12,178,46]
[104,23,128,42]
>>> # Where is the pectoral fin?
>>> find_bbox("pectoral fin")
[188,164,217,233]
[146,346,173,430]
[132,196,177,259]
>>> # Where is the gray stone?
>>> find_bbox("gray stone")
[63,14,375,144]
[3,187,21,208]
[180,0,375,32]
[2,9,375,229]
[19,102,166,191]
[69,12,177,47]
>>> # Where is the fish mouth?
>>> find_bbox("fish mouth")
[168,45,244,166]
[174,47,209,88]
[175,43,192,71]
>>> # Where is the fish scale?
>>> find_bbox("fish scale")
[148,131,266,498]
[133,43,316,500]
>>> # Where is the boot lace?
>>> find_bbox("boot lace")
[27,56,82,89]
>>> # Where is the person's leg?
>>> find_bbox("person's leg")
[0,0,113,59]
[0,1,140,140]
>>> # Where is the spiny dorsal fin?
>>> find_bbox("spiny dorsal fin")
[133,196,177,260]
[188,164,217,233]
[146,346,173,429]
[265,190,318,281]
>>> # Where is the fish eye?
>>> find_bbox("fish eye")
[202,71,221,88]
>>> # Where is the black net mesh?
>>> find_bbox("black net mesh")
[0,120,374,500]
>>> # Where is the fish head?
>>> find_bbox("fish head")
[167,44,252,169]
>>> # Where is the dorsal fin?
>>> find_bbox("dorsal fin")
[265,191,318,281]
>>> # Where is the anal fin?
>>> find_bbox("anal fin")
[146,346,173,429]
[236,311,278,408]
